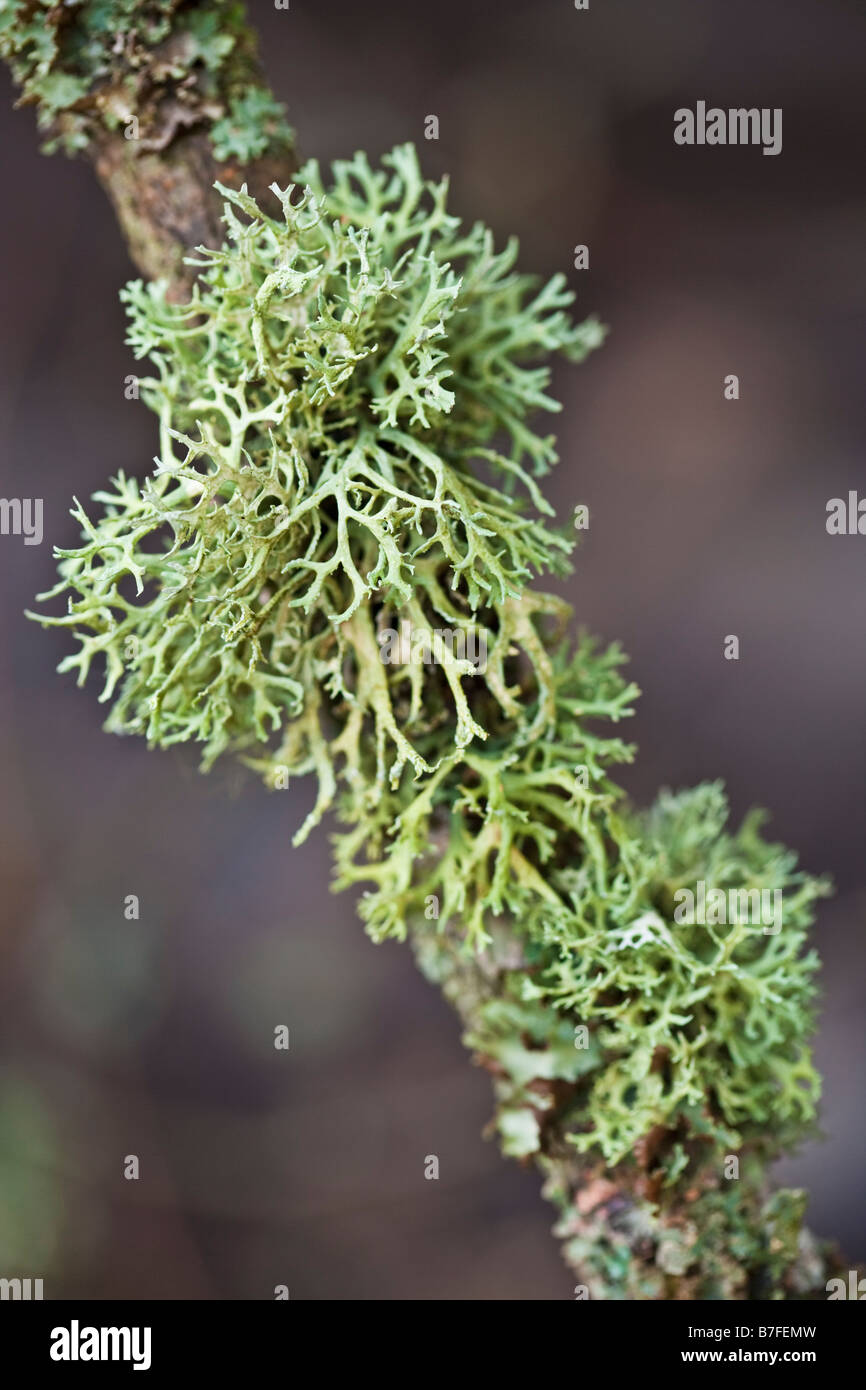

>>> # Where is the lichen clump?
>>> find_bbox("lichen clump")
[34,143,829,1289]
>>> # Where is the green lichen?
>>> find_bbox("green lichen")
[36,145,601,822]
[32,142,831,1296]
[211,85,294,163]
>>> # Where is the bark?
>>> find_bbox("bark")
[90,126,295,298]
[3,0,855,1301]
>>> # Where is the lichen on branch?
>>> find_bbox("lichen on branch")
[0,0,291,156]
[27,138,843,1297]
[35,144,602,821]
[0,0,296,291]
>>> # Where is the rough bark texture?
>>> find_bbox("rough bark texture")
[1,0,297,297]
[90,128,295,297]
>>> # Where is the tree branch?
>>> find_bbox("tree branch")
[2,0,296,295]
[5,0,856,1301]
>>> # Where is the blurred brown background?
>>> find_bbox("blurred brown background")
[0,0,863,1298]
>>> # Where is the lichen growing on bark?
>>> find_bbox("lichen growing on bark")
[0,0,292,159]
[29,141,840,1296]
